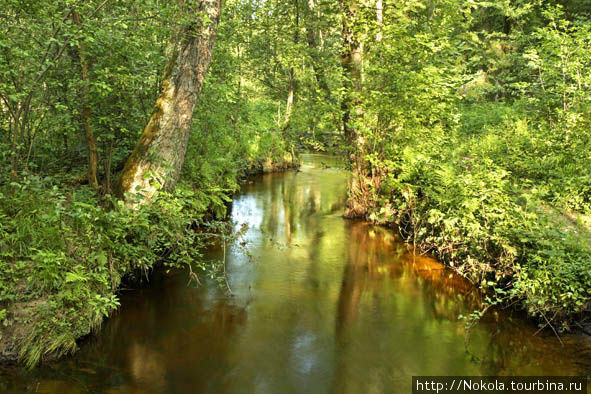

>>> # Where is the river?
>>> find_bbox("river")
[2,154,590,393]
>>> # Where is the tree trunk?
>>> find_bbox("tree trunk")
[116,0,223,202]
[283,69,295,129]
[340,0,362,143]
[376,0,383,42]
[72,10,99,189]
[305,0,331,101]
[339,0,369,218]
[282,0,299,132]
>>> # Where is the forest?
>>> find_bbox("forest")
[1,0,590,378]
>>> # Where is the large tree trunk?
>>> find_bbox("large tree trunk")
[116,0,223,202]
[339,0,369,218]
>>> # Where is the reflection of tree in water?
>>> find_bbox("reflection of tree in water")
[69,270,248,393]
[335,221,481,336]
[254,170,346,249]
[331,221,483,394]
[466,306,591,375]
[332,221,591,389]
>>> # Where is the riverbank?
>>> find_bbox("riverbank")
[3,154,591,394]
[0,152,298,367]
[352,102,591,331]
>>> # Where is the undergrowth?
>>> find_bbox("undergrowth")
[0,138,297,368]
[0,173,228,367]
[367,102,591,330]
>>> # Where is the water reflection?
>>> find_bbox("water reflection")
[2,154,590,393]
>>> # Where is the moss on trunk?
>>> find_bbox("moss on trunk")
[116,0,223,203]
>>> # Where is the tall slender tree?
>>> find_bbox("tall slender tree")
[339,0,370,218]
[72,9,99,189]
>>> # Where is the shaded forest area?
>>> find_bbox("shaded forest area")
[1,0,590,366]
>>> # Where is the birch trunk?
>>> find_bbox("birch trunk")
[117,0,223,202]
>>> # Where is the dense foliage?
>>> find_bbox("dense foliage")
[1,0,590,366]
[342,0,591,329]
[0,0,297,365]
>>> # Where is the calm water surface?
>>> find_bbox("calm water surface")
[2,154,590,393]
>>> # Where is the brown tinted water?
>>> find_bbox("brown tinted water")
[2,154,590,393]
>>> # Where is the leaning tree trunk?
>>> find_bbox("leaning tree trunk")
[116,0,223,202]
